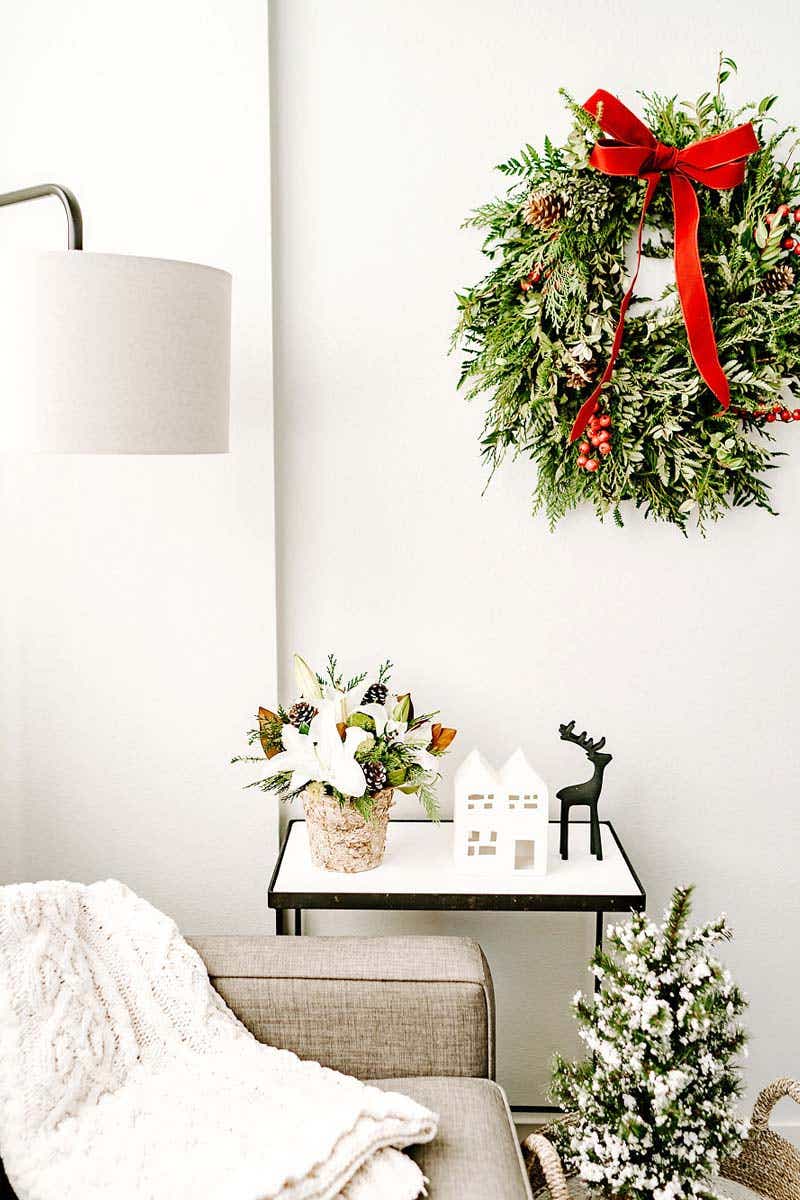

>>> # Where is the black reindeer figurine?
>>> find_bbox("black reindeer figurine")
[557,720,612,861]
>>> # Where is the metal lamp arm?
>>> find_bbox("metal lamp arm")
[0,184,83,250]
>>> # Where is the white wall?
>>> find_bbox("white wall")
[0,0,276,931]
[271,0,800,1117]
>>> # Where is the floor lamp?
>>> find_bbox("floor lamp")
[0,183,232,891]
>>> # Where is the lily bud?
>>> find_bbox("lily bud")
[293,653,322,700]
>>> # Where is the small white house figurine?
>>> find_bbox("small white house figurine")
[453,748,549,875]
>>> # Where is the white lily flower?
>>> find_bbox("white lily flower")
[348,700,440,778]
[411,746,439,773]
[402,727,439,773]
[322,684,351,725]
[351,701,395,736]
[267,701,368,797]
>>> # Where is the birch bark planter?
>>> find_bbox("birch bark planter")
[302,785,395,872]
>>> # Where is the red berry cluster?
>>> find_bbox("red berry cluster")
[520,264,550,291]
[764,203,800,255]
[576,412,612,472]
[734,402,800,424]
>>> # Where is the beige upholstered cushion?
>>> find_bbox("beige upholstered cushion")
[190,935,495,1080]
[375,1077,533,1199]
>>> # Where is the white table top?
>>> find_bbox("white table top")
[269,820,645,911]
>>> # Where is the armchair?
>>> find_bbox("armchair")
[0,934,531,1199]
[188,934,532,1199]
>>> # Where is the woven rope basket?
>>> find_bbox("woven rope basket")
[722,1078,800,1200]
[303,786,394,872]
[523,1077,800,1200]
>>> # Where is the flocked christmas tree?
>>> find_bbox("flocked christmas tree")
[550,886,747,1200]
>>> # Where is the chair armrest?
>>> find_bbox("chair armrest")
[188,934,495,1081]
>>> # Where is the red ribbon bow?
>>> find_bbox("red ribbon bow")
[569,89,759,443]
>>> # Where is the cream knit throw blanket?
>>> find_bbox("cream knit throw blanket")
[0,880,437,1200]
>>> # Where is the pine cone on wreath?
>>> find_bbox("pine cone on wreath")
[362,762,388,794]
[565,347,599,390]
[361,682,388,706]
[761,263,795,294]
[523,191,568,230]
[287,700,318,728]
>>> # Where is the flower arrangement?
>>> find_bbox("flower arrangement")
[550,886,747,1200]
[236,654,457,822]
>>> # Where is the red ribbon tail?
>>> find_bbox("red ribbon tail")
[670,174,730,409]
[569,175,660,442]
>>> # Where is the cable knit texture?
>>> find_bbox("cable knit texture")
[0,880,437,1200]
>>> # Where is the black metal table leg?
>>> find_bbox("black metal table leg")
[594,911,603,994]
[273,909,301,935]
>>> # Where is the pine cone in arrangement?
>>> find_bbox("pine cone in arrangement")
[287,700,318,727]
[361,682,388,706]
[523,191,568,230]
[362,762,388,794]
[761,263,795,294]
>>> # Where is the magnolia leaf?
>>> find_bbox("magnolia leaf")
[347,711,376,733]
[428,723,457,753]
[293,653,322,700]
[336,721,347,741]
[393,692,414,723]
[387,766,408,786]
[258,707,280,759]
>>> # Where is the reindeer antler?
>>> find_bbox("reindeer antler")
[558,720,606,755]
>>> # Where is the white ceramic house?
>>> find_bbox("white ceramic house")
[453,748,549,875]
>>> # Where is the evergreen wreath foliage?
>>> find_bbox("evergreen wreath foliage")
[550,886,747,1200]
[453,59,800,530]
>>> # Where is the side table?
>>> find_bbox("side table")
[268,818,645,1112]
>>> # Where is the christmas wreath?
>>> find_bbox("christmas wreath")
[453,59,800,530]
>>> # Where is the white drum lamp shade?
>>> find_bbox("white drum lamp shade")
[0,250,231,453]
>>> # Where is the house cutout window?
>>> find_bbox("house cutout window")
[468,828,498,858]
[467,793,482,811]
[514,839,536,870]
[523,793,538,809]
[508,793,519,810]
